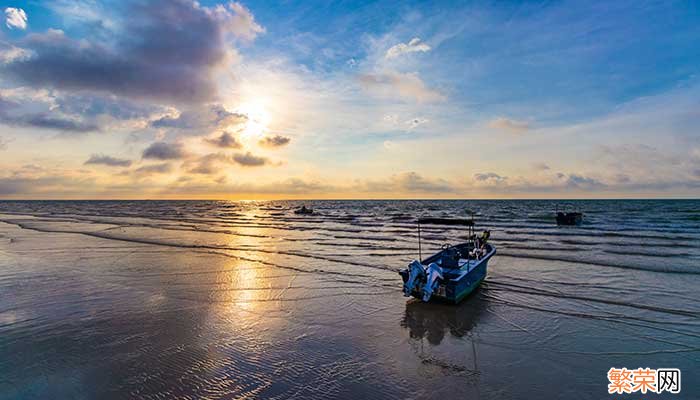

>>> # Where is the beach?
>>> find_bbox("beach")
[0,200,698,399]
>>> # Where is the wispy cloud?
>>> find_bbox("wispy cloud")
[0,112,99,133]
[385,37,430,59]
[488,117,531,134]
[133,163,173,175]
[359,71,445,102]
[84,154,132,167]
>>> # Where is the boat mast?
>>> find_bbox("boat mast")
[417,221,422,261]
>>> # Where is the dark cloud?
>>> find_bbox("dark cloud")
[142,142,187,160]
[56,93,163,121]
[205,132,242,148]
[2,1,263,104]
[0,112,99,133]
[259,134,291,148]
[84,154,132,167]
[474,172,507,182]
[233,151,268,167]
[564,173,605,189]
[151,104,246,131]
[532,162,550,171]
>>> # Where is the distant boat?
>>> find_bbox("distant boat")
[294,205,314,215]
[399,217,496,304]
[556,212,583,226]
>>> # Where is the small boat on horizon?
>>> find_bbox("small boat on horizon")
[399,217,495,304]
[556,212,583,226]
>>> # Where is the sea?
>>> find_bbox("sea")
[0,199,698,399]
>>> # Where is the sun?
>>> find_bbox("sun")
[236,100,271,139]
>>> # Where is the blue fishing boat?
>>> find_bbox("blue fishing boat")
[399,217,495,304]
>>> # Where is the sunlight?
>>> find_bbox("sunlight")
[236,100,271,139]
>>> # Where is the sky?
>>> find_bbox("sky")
[0,0,698,199]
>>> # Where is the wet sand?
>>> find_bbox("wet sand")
[0,200,698,399]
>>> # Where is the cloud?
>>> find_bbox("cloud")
[361,172,454,193]
[0,136,9,150]
[0,112,99,133]
[142,142,187,160]
[406,117,429,129]
[224,2,265,41]
[488,117,531,134]
[205,132,242,148]
[0,43,32,64]
[5,8,27,30]
[165,177,334,196]
[185,153,229,174]
[562,173,605,189]
[55,93,163,121]
[383,114,399,124]
[84,154,132,167]
[532,162,550,171]
[259,134,291,148]
[1,0,264,104]
[385,37,431,59]
[151,104,247,131]
[359,71,445,102]
[133,163,173,175]
[473,172,507,183]
[233,151,268,167]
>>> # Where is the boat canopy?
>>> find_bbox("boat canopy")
[417,217,474,226]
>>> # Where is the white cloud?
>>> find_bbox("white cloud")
[0,43,32,64]
[385,37,431,59]
[383,114,399,124]
[215,2,265,41]
[5,7,27,30]
[406,117,429,129]
[488,117,531,134]
[359,71,445,102]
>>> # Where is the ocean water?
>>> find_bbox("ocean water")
[0,199,698,399]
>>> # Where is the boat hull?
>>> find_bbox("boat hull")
[399,247,494,304]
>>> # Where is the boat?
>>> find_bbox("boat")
[294,205,314,215]
[399,217,495,304]
[556,212,582,226]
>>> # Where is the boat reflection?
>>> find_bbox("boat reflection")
[401,292,488,345]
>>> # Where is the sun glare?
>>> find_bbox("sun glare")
[237,100,271,139]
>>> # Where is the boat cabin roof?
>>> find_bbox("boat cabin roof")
[417,217,474,226]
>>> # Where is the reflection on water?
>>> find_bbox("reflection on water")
[401,292,488,345]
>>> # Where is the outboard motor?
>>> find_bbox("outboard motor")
[404,260,426,297]
[422,262,444,302]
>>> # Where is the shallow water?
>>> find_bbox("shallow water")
[0,200,698,399]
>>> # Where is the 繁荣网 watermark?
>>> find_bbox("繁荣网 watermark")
[608,367,681,394]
